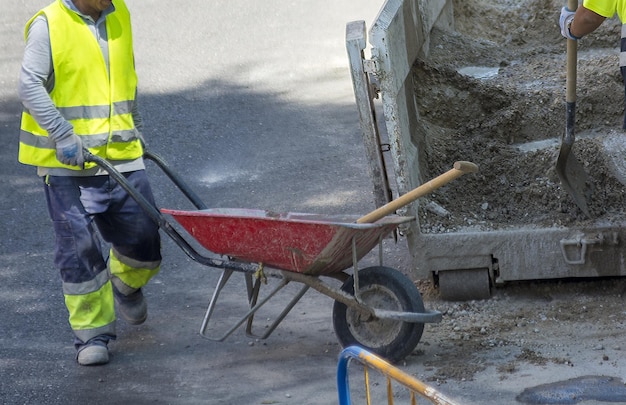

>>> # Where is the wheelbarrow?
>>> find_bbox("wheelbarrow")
[84,150,477,363]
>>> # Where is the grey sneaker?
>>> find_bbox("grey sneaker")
[113,285,147,325]
[77,344,109,366]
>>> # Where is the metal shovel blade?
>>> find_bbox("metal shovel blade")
[556,139,591,217]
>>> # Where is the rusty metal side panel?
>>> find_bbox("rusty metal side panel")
[346,20,392,209]
[367,0,453,217]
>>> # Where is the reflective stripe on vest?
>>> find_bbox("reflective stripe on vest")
[19,0,142,169]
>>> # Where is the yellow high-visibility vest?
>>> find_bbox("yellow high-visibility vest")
[19,0,143,169]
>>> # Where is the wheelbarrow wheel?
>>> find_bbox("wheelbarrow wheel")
[332,266,425,363]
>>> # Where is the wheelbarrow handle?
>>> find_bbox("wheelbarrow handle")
[356,161,478,224]
[142,150,208,210]
[81,148,264,274]
[82,149,164,226]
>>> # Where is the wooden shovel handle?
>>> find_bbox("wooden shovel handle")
[566,0,577,104]
[356,161,478,224]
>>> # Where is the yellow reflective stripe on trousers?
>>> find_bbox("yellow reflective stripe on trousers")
[64,279,115,336]
[109,248,161,291]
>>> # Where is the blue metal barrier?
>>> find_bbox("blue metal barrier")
[337,346,459,405]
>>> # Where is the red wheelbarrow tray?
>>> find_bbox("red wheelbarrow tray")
[160,208,414,276]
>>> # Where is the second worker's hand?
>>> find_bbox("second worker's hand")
[559,6,578,40]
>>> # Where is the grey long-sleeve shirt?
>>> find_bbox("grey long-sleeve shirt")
[18,0,144,176]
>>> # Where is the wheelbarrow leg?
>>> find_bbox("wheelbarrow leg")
[200,269,234,338]
[244,273,261,335]
[200,271,298,341]
[246,279,310,339]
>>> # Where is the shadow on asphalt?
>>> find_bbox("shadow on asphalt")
[0,76,407,404]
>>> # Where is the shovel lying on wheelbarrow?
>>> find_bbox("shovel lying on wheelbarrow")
[556,0,592,217]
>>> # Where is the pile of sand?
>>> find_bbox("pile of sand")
[411,0,626,232]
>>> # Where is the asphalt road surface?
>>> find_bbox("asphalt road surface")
[0,1,410,404]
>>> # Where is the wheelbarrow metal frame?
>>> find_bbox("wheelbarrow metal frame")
[84,150,441,344]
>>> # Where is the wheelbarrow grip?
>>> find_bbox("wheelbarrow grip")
[82,148,164,226]
[356,161,478,224]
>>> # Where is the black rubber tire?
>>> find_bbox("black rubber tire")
[332,266,425,363]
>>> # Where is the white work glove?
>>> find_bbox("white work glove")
[54,131,84,167]
[559,7,579,40]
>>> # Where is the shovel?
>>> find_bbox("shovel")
[357,161,478,224]
[555,0,592,217]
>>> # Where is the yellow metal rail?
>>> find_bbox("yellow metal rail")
[337,346,459,405]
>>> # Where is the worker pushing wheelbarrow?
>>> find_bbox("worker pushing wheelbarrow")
[84,149,478,363]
